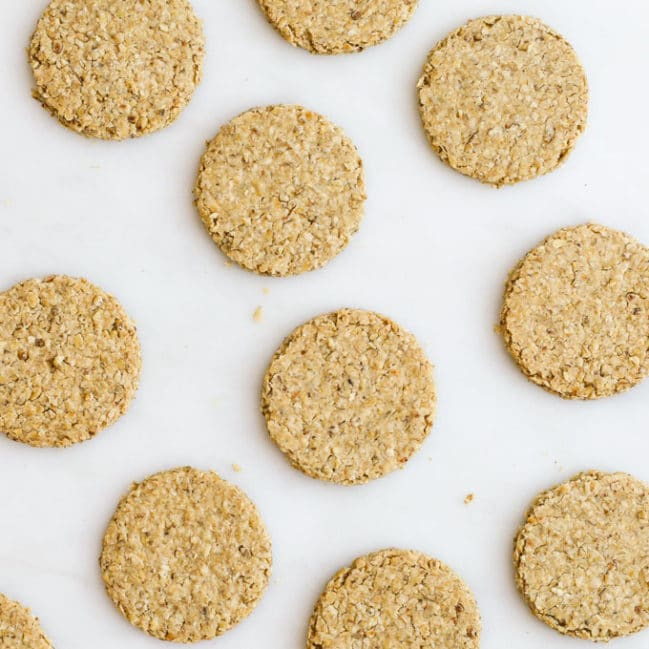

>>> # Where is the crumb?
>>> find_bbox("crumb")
[262,287,270,295]
[232,463,242,473]
[225,260,233,268]
[464,493,474,505]
[253,306,263,322]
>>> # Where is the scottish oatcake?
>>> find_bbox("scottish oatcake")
[514,471,649,640]
[194,105,366,277]
[256,0,418,54]
[0,275,141,447]
[500,224,649,399]
[417,15,588,186]
[101,467,272,642]
[29,0,204,139]
[261,309,436,484]
[308,549,481,648]
[0,594,53,649]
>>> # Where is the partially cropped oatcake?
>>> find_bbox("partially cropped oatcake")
[500,224,649,399]
[0,594,54,649]
[514,471,649,641]
[256,0,418,54]
[262,309,436,484]
[417,15,588,186]
[101,467,272,642]
[29,0,204,139]
[195,105,366,277]
[0,275,141,447]
[308,549,481,648]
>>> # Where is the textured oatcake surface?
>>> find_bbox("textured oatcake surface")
[256,0,418,54]
[29,0,204,140]
[195,105,365,277]
[0,275,141,447]
[100,467,272,642]
[514,471,649,641]
[0,594,53,649]
[261,309,436,485]
[417,15,588,186]
[500,223,649,399]
[307,549,481,648]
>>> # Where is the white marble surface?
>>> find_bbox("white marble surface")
[1,0,648,647]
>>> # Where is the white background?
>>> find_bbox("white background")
[0,0,648,647]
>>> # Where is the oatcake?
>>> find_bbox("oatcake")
[0,594,53,649]
[195,105,365,277]
[0,275,141,447]
[261,309,436,484]
[256,0,418,54]
[100,467,272,642]
[417,15,588,186]
[308,549,481,648]
[500,223,649,399]
[514,471,649,640]
[29,0,204,139]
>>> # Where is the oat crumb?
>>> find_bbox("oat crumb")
[253,306,263,322]
[232,463,242,473]
[464,493,475,505]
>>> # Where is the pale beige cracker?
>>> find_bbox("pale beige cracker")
[29,0,204,140]
[195,104,366,277]
[256,0,418,54]
[100,467,272,642]
[417,15,588,186]
[500,223,649,399]
[0,594,53,649]
[308,548,481,648]
[261,309,436,484]
[514,471,649,640]
[0,275,141,447]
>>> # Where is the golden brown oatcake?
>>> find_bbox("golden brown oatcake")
[256,0,418,54]
[29,0,204,140]
[514,471,649,640]
[308,549,481,648]
[500,223,649,399]
[194,106,365,276]
[261,309,436,484]
[0,594,53,649]
[100,467,272,642]
[0,275,141,447]
[417,15,588,186]
[195,105,366,277]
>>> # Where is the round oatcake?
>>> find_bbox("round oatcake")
[0,275,141,447]
[29,0,204,139]
[417,15,588,186]
[100,467,272,642]
[0,594,53,649]
[256,0,418,54]
[261,309,436,484]
[195,105,365,277]
[500,223,649,399]
[308,549,481,648]
[514,471,649,640]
